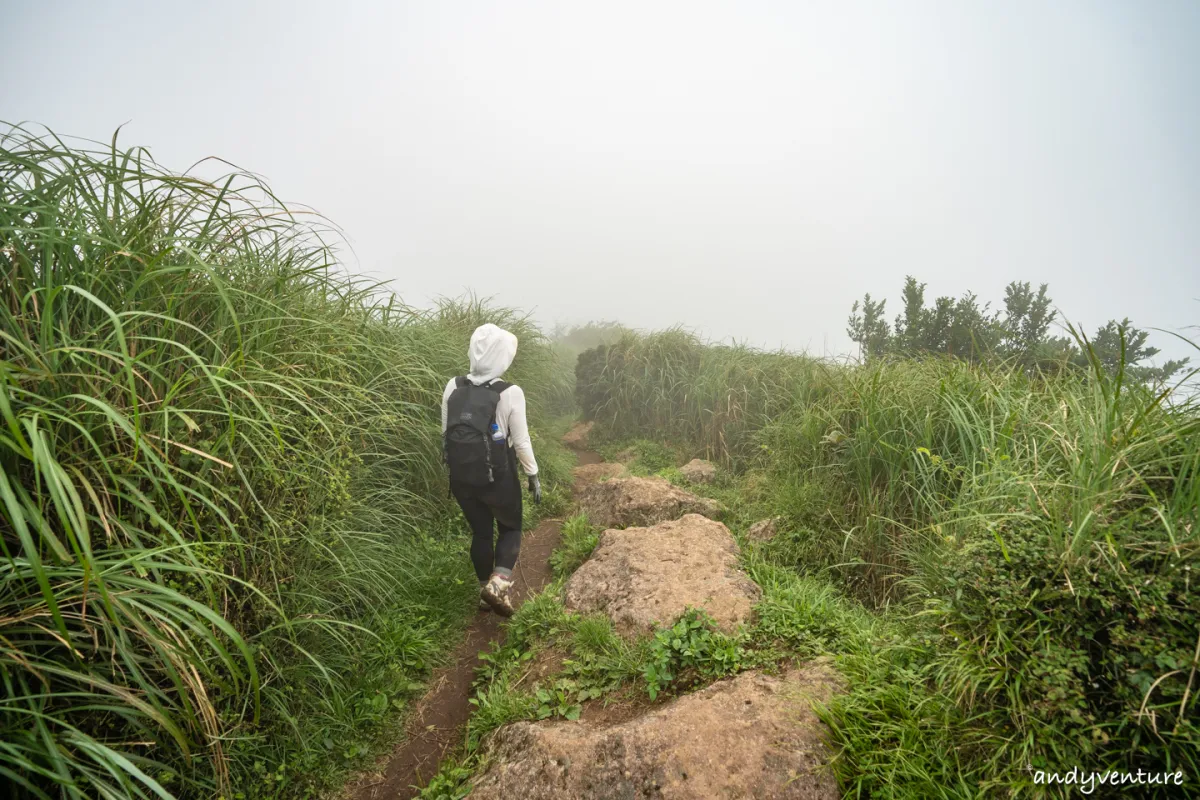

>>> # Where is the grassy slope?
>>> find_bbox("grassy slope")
[0,125,574,799]
[576,331,1200,798]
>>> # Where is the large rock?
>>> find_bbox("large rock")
[573,462,629,488]
[578,476,723,529]
[679,458,717,484]
[562,421,594,449]
[746,517,783,542]
[470,662,842,800]
[563,514,760,636]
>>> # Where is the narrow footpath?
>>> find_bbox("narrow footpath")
[344,435,600,800]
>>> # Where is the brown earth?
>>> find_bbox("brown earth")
[563,514,761,636]
[470,660,843,800]
[573,461,629,487]
[679,458,717,484]
[577,476,724,529]
[562,420,595,449]
[343,517,561,800]
[612,447,638,464]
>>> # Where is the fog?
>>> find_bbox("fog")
[4,0,1198,362]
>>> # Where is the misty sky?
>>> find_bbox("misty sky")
[4,0,1199,363]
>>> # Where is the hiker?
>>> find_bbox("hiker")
[442,323,542,616]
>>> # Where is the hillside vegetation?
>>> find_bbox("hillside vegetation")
[0,126,573,799]
[576,329,1199,796]
[5,121,1198,800]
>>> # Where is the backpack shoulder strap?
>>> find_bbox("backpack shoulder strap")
[487,380,511,394]
[454,376,469,388]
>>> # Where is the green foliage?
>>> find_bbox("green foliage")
[539,321,628,417]
[1071,317,1192,384]
[534,683,584,721]
[582,325,1200,797]
[549,514,600,578]
[0,124,572,798]
[847,275,1189,383]
[748,562,886,657]
[574,329,828,466]
[560,613,651,698]
[416,760,475,800]
[596,438,680,474]
[846,292,891,360]
[551,321,630,363]
[643,610,747,700]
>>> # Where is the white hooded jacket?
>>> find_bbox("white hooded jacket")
[440,323,538,475]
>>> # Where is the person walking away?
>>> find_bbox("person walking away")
[442,323,542,616]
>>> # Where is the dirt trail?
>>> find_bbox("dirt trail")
[470,425,842,799]
[344,432,598,800]
[348,424,838,798]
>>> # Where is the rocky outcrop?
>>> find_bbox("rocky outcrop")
[573,462,629,487]
[470,662,843,800]
[679,458,717,484]
[577,477,724,529]
[563,514,760,636]
[746,517,783,542]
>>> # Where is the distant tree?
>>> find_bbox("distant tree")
[847,278,1188,384]
[1000,282,1055,367]
[886,276,999,361]
[947,292,997,361]
[552,321,630,361]
[892,277,927,354]
[847,293,890,360]
[1074,318,1189,384]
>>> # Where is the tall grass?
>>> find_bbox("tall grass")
[575,328,828,466]
[0,125,568,798]
[577,329,1200,795]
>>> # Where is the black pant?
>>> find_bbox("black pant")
[451,448,523,582]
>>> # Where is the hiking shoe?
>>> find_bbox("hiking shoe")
[481,572,515,617]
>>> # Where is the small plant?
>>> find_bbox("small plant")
[550,514,600,578]
[643,609,747,700]
[534,680,584,721]
[418,760,475,800]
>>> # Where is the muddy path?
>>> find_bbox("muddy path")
[343,435,599,800]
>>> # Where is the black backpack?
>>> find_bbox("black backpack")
[444,377,511,487]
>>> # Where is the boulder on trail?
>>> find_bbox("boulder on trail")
[573,462,629,488]
[470,661,842,800]
[577,476,724,529]
[746,517,783,542]
[563,514,760,636]
[679,458,717,484]
[562,421,594,449]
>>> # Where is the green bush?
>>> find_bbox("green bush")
[0,125,570,799]
[643,609,747,700]
[574,329,828,466]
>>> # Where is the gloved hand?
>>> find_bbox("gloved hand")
[528,474,542,504]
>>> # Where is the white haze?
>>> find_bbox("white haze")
[3,0,1198,363]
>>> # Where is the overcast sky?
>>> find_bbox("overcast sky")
[4,0,1198,362]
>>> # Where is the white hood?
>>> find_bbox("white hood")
[466,323,518,384]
